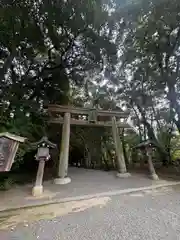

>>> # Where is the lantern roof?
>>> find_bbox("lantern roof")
[135,139,158,149]
[0,132,26,143]
[31,136,56,149]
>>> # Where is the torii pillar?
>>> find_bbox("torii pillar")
[54,112,71,184]
[112,116,131,178]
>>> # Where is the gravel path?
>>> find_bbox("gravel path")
[0,169,172,212]
[1,186,180,240]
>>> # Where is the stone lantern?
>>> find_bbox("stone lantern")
[0,132,26,172]
[31,136,56,197]
[135,140,159,180]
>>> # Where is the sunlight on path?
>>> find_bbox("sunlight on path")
[0,197,111,230]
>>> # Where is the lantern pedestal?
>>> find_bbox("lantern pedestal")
[147,150,159,181]
[32,185,43,197]
[54,177,71,185]
[32,160,45,197]
[116,172,131,178]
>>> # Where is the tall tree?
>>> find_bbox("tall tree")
[0,0,117,134]
[116,0,180,131]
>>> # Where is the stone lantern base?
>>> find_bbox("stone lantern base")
[32,185,43,197]
[54,177,71,185]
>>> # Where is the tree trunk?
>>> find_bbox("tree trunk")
[167,84,180,132]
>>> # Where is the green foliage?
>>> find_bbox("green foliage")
[0,0,118,175]
[0,110,47,165]
[171,135,180,161]
[1,0,180,179]
[117,0,180,129]
[0,176,14,191]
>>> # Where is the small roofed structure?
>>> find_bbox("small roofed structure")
[135,139,158,150]
[0,132,25,143]
[0,132,26,172]
[31,136,56,197]
[31,136,56,150]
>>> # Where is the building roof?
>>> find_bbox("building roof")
[135,139,158,149]
[0,132,26,143]
[31,136,56,149]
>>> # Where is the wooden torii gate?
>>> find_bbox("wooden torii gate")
[48,105,131,184]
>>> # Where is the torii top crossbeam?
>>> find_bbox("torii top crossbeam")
[48,105,131,128]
